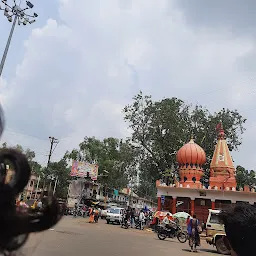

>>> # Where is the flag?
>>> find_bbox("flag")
[215,122,222,131]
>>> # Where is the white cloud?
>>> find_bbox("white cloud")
[0,0,256,169]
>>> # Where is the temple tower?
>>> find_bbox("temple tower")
[209,123,236,190]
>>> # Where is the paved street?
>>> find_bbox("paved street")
[21,217,218,256]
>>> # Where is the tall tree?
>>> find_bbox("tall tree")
[65,137,138,191]
[124,92,246,194]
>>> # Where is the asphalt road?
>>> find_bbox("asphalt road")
[21,217,218,256]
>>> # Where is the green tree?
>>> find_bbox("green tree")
[124,92,246,194]
[48,159,70,198]
[236,165,256,190]
[65,137,138,191]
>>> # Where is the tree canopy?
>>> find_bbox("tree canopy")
[65,137,138,190]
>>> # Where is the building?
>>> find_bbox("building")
[112,188,157,209]
[67,179,157,209]
[156,123,256,222]
[5,165,42,200]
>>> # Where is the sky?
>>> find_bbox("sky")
[0,0,256,169]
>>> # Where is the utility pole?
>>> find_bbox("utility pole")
[47,136,59,168]
[43,136,59,195]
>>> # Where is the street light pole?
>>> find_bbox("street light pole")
[0,0,38,78]
[0,15,17,77]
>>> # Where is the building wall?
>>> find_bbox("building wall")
[157,186,256,204]
[157,184,256,222]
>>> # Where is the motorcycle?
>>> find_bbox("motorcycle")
[121,218,130,229]
[134,216,144,230]
[157,224,187,243]
[73,207,85,218]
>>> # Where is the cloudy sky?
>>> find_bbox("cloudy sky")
[0,0,255,169]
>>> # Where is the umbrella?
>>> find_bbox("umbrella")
[173,211,191,219]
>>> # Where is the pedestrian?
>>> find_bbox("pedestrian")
[139,210,145,230]
[187,214,200,252]
[89,207,94,223]
[219,203,256,256]
[186,215,192,233]
[94,208,99,223]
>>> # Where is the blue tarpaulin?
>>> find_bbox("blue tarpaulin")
[144,206,149,212]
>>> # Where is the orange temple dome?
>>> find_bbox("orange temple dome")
[176,138,206,167]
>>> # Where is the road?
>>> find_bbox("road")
[21,217,218,256]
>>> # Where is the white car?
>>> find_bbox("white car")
[101,208,110,219]
[106,207,124,224]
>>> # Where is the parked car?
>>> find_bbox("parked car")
[206,209,229,255]
[106,207,124,224]
[101,208,110,219]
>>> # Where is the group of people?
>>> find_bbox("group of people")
[122,207,152,229]
[73,203,100,223]
[16,198,43,211]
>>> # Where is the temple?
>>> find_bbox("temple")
[156,124,256,221]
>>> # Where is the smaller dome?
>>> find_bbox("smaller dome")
[176,138,206,166]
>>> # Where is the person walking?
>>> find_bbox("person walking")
[89,207,95,223]
[139,210,145,230]
[187,214,200,252]
[130,208,135,228]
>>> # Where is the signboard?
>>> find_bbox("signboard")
[161,195,165,204]
[199,191,206,197]
[176,201,184,207]
[70,160,98,180]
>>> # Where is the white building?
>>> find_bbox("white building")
[67,180,157,209]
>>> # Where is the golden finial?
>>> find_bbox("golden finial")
[189,134,194,143]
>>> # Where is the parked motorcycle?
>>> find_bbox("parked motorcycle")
[73,207,85,218]
[157,224,187,243]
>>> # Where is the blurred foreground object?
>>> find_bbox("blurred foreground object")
[0,105,62,255]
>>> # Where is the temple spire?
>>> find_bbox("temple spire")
[210,123,236,189]
[216,120,225,140]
